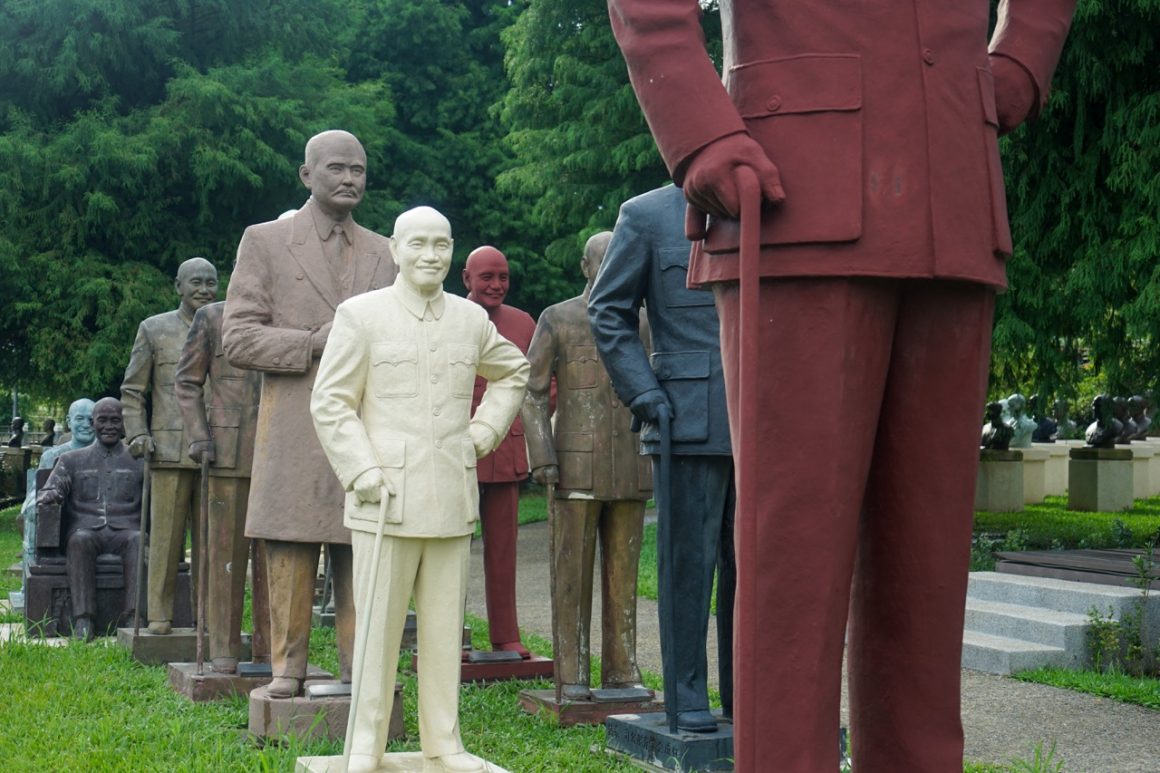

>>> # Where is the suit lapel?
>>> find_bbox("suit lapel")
[350,223,386,294]
[287,207,340,310]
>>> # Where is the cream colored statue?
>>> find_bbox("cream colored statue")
[311,206,528,773]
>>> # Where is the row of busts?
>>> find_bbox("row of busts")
[982,393,1154,451]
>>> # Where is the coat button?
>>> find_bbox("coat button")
[922,48,936,65]
[766,95,782,112]
[273,357,281,365]
[296,273,304,280]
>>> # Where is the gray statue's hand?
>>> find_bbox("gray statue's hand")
[629,388,673,425]
[352,467,391,505]
[128,434,155,458]
[36,489,61,506]
[991,56,1037,135]
[682,132,786,239]
[310,321,334,357]
[188,440,216,464]
[531,465,559,486]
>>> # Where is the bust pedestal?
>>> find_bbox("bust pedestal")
[975,449,1024,512]
[1068,447,1133,512]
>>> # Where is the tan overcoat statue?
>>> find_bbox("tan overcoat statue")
[222,130,398,698]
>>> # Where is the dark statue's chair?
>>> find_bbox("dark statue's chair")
[24,468,193,637]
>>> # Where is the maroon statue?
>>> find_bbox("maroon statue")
[608,1,1077,770]
[463,246,537,656]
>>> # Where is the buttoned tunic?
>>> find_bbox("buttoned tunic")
[40,442,143,533]
[311,285,529,539]
[471,304,536,483]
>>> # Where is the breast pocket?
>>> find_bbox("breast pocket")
[112,470,137,503]
[659,249,714,309]
[77,471,100,502]
[447,344,480,399]
[371,344,419,398]
[565,345,600,389]
[707,53,863,254]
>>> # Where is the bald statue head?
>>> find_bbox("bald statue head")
[67,398,97,446]
[175,257,218,316]
[91,397,126,449]
[391,206,454,298]
[463,246,510,312]
[581,231,613,291]
[300,130,367,220]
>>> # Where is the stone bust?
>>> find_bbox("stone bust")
[1005,393,1037,448]
[1085,395,1123,449]
[982,402,1014,451]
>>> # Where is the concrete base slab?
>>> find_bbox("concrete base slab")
[1068,448,1133,512]
[519,687,665,727]
[7,590,23,617]
[975,451,1024,512]
[169,661,329,702]
[296,752,510,773]
[116,627,252,666]
[413,652,554,684]
[605,710,733,771]
[250,680,403,743]
[312,605,335,629]
[1020,446,1050,504]
[1036,443,1070,497]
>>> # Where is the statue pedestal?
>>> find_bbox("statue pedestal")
[1068,448,1133,512]
[1035,443,1070,497]
[412,649,555,683]
[168,661,317,702]
[1020,446,1050,504]
[249,680,403,744]
[604,711,733,771]
[117,627,247,666]
[1128,443,1155,500]
[312,604,335,629]
[296,752,510,773]
[975,450,1024,512]
[518,688,665,727]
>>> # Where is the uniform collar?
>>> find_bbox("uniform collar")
[395,282,445,320]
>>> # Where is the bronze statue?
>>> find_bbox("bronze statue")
[121,256,219,635]
[523,231,652,700]
[1029,394,1058,443]
[312,206,528,773]
[1053,398,1079,440]
[222,130,398,699]
[1085,395,1122,448]
[1112,396,1137,443]
[37,398,143,641]
[40,419,57,447]
[175,300,268,673]
[463,245,537,656]
[982,402,1014,451]
[1128,396,1152,440]
[7,417,24,447]
[588,184,737,732]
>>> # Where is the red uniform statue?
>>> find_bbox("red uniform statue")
[608,1,1076,770]
[463,246,537,656]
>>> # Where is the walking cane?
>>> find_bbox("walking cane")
[655,404,680,733]
[342,486,391,773]
[196,456,209,675]
[735,166,763,763]
[132,448,152,637]
[546,480,561,705]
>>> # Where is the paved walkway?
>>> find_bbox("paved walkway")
[466,519,1160,772]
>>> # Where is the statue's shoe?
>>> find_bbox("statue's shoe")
[72,616,94,643]
[345,754,381,773]
[560,683,591,701]
[147,620,172,635]
[676,709,718,733]
[211,657,238,674]
[423,752,485,773]
[265,676,303,698]
[493,641,531,659]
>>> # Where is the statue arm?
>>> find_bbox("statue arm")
[588,200,662,405]
[309,303,379,491]
[36,457,70,505]
[521,312,559,473]
[221,229,314,374]
[120,322,153,443]
[471,315,531,458]
[174,307,213,448]
[989,0,1077,127]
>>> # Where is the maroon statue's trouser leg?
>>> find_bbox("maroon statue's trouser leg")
[478,481,521,646]
[714,277,993,773]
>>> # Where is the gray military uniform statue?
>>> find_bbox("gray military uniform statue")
[588,184,736,732]
[121,257,218,635]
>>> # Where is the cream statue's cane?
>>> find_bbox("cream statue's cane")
[342,485,391,772]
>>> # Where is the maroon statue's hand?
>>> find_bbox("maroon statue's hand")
[991,56,1038,136]
[682,132,785,239]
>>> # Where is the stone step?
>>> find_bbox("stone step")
[961,630,1071,675]
[968,571,1160,643]
[964,598,1089,651]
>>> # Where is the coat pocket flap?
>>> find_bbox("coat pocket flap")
[211,407,241,428]
[650,351,711,381]
[371,343,418,366]
[659,247,692,271]
[556,432,593,453]
[376,438,406,468]
[977,67,999,128]
[732,53,862,119]
[448,344,479,366]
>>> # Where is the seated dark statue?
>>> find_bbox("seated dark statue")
[981,402,1014,451]
[36,398,143,641]
[1128,395,1152,440]
[1084,395,1123,449]
[1029,393,1058,443]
